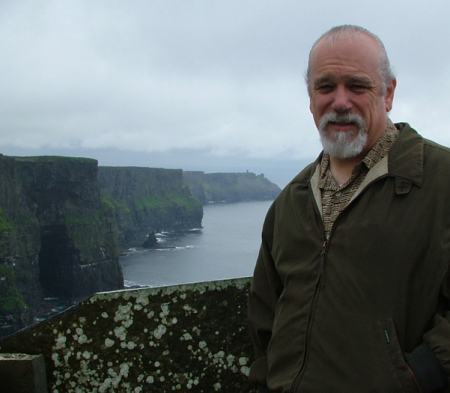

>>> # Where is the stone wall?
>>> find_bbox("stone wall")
[0,278,256,393]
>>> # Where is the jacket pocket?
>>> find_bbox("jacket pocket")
[380,319,421,393]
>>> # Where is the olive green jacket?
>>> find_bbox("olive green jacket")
[248,123,450,392]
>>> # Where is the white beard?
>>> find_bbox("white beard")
[318,112,367,159]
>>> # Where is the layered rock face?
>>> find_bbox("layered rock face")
[98,167,203,249]
[0,155,42,337]
[0,155,123,337]
[183,171,281,204]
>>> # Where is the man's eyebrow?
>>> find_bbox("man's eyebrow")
[313,75,373,88]
[344,76,373,85]
[313,75,335,87]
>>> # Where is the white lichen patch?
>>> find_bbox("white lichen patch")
[52,352,63,367]
[126,341,136,350]
[114,303,133,323]
[114,326,127,341]
[159,303,170,322]
[135,292,150,306]
[78,334,89,345]
[120,363,130,378]
[226,354,235,367]
[182,304,198,315]
[181,333,193,341]
[54,333,67,350]
[105,338,115,348]
[153,324,167,339]
[240,366,250,376]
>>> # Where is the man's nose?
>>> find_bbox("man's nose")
[331,86,352,112]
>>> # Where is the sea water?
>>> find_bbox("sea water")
[120,200,273,287]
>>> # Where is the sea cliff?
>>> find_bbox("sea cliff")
[0,155,123,337]
[183,171,281,204]
[98,167,203,250]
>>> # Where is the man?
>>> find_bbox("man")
[248,25,450,392]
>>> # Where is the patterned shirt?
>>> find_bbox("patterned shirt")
[318,119,399,238]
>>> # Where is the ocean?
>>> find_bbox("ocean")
[120,200,273,287]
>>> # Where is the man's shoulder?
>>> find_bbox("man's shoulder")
[397,122,450,157]
[394,122,450,182]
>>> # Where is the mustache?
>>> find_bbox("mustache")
[319,112,366,131]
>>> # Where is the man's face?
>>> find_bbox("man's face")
[308,34,396,159]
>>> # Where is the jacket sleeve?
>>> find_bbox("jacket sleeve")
[406,269,450,392]
[247,204,284,385]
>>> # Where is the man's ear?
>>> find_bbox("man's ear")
[384,78,397,112]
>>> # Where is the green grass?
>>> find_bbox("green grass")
[0,265,27,311]
[0,207,12,230]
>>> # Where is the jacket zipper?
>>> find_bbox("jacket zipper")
[289,187,329,392]
[289,174,388,392]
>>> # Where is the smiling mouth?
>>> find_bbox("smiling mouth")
[330,120,355,125]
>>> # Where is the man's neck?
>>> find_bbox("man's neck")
[329,154,364,185]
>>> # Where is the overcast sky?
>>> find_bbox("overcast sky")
[1,1,449,187]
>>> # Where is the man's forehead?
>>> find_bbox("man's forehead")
[309,35,381,77]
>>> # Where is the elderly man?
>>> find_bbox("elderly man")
[248,25,450,393]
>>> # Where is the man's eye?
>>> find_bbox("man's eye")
[350,85,368,91]
[317,85,334,92]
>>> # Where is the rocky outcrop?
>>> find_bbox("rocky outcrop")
[98,167,203,250]
[183,171,281,204]
[0,155,123,337]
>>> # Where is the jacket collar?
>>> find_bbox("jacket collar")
[293,122,424,189]
[388,122,424,188]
